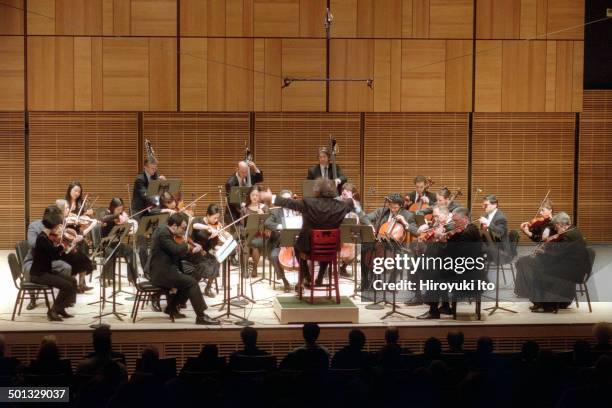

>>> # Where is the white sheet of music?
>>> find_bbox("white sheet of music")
[283,215,303,230]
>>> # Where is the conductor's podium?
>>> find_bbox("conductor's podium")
[273,295,359,324]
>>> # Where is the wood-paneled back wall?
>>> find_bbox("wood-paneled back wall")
[0,0,585,112]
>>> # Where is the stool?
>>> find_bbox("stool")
[298,229,341,304]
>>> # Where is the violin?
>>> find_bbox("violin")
[50,227,79,254]
[174,235,199,253]
[532,227,573,256]
[527,214,551,229]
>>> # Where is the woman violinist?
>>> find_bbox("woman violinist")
[520,199,554,242]
[55,199,95,293]
[338,183,363,277]
[241,185,269,278]
[188,204,226,298]
[100,198,138,285]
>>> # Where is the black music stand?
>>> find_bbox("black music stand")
[341,224,375,299]
[245,213,271,288]
[302,180,317,198]
[229,186,250,207]
[147,178,182,202]
[481,229,517,315]
[91,224,130,324]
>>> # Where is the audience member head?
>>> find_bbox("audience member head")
[198,344,219,360]
[521,340,540,363]
[92,326,112,356]
[302,323,320,345]
[241,327,258,350]
[139,345,159,373]
[424,337,442,359]
[385,326,399,345]
[593,322,612,348]
[37,335,60,363]
[348,329,366,350]
[476,337,494,355]
[447,331,464,352]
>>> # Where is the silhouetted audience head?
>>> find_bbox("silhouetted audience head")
[385,326,399,344]
[447,331,464,352]
[241,327,258,350]
[303,323,320,345]
[476,336,494,355]
[199,344,219,360]
[424,337,442,359]
[521,340,540,363]
[348,329,366,350]
[37,335,60,363]
[593,322,612,349]
[93,326,112,356]
[139,345,159,373]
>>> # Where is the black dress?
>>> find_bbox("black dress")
[182,217,220,281]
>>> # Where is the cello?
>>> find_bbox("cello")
[405,177,434,220]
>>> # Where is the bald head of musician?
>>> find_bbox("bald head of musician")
[237,160,260,181]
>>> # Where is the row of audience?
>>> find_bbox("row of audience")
[1,322,611,407]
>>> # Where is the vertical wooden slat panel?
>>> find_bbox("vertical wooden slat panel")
[401,40,446,111]
[363,113,468,211]
[74,37,93,111]
[0,0,25,35]
[281,39,326,111]
[28,112,138,223]
[255,113,361,197]
[578,91,612,242]
[0,113,25,249]
[142,113,249,210]
[474,40,502,112]
[445,39,473,112]
[329,39,374,112]
[471,113,575,240]
[102,38,149,110]
[149,38,178,111]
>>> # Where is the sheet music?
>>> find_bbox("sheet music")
[283,215,303,230]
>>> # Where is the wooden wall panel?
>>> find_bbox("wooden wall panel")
[180,38,253,111]
[329,39,374,112]
[0,113,25,249]
[28,112,138,222]
[28,0,177,36]
[471,113,575,240]
[142,113,249,214]
[363,113,469,212]
[254,113,361,197]
[0,37,24,111]
[281,39,326,111]
[0,0,24,35]
[331,0,472,39]
[476,0,584,40]
[253,38,282,111]
[578,91,612,242]
[400,40,446,111]
[27,37,177,111]
[475,40,583,112]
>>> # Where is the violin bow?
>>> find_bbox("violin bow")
[534,189,551,218]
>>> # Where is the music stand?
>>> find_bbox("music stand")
[481,229,517,315]
[229,186,251,206]
[91,224,130,324]
[302,180,317,198]
[341,224,375,299]
[212,257,253,326]
[137,214,169,238]
[147,178,182,200]
[245,213,271,287]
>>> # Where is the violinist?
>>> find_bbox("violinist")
[520,199,554,242]
[241,186,269,278]
[150,192,179,215]
[186,204,225,298]
[417,187,460,216]
[307,147,347,191]
[65,181,95,218]
[416,205,456,320]
[514,212,590,313]
[360,193,417,292]
[225,160,264,223]
[55,199,95,293]
[132,157,166,271]
[404,176,436,212]
[478,194,511,261]
[149,212,218,325]
[100,198,138,285]
[30,209,78,322]
[264,190,298,292]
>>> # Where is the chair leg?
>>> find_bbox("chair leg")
[17,290,25,316]
[584,284,592,313]
[298,262,303,300]
[476,299,482,320]
[510,263,516,285]
[12,290,22,321]
[43,290,52,312]
[132,292,140,323]
[575,287,580,309]
[451,300,457,320]
[310,261,315,304]
[334,262,340,304]
[501,264,507,285]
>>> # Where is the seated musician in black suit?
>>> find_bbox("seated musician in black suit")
[478,194,511,261]
[307,146,347,192]
[149,212,219,325]
[264,189,297,292]
[404,175,437,211]
[259,179,355,287]
[224,159,264,223]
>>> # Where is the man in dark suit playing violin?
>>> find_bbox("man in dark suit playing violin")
[149,212,219,325]
[307,147,347,193]
[478,194,511,261]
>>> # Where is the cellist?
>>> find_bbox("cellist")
[360,193,418,292]
[404,176,436,212]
